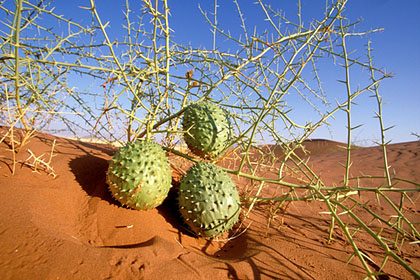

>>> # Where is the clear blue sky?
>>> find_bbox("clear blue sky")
[5,0,420,145]
[164,0,420,145]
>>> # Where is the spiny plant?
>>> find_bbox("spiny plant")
[106,140,172,210]
[1,0,419,278]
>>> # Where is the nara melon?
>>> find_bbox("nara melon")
[182,101,233,159]
[178,162,241,238]
[106,140,172,210]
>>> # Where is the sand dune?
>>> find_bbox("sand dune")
[0,127,419,279]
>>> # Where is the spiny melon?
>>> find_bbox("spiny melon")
[106,140,172,210]
[178,161,240,238]
[182,101,233,159]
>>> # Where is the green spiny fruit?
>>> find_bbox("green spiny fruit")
[182,101,233,159]
[106,140,172,210]
[178,162,240,238]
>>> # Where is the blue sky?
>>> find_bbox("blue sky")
[4,0,419,144]
[165,0,420,145]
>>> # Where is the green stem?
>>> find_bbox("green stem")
[367,41,393,188]
[13,0,29,131]
[332,198,420,278]
[340,21,352,188]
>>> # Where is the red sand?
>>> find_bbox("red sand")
[0,127,419,279]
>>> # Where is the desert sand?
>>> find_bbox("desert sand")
[0,127,419,279]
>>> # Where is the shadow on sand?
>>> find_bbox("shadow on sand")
[69,154,117,206]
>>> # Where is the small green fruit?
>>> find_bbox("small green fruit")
[182,101,233,159]
[178,162,240,238]
[106,140,172,210]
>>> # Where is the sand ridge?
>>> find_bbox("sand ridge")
[0,127,419,279]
